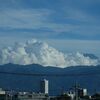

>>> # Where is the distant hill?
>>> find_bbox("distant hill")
[83,53,99,59]
[0,63,100,95]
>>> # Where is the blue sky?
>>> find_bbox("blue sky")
[0,0,100,57]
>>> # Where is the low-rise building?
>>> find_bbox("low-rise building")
[13,92,49,100]
[0,88,11,100]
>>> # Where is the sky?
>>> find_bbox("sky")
[0,0,100,57]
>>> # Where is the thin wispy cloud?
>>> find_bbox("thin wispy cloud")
[0,9,51,28]
[0,0,100,57]
[1,8,99,40]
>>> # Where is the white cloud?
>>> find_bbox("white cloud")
[0,39,99,68]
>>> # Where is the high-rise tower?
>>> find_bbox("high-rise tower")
[41,79,49,94]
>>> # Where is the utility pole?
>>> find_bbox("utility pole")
[74,82,80,100]
[5,92,7,100]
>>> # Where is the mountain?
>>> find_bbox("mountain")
[0,63,100,95]
[83,53,99,59]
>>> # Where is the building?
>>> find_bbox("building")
[0,88,6,95]
[0,88,11,100]
[13,92,49,100]
[0,88,49,100]
[41,79,49,94]
[0,88,6,100]
[78,88,87,97]
[67,91,75,100]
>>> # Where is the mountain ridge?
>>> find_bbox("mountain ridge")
[0,63,100,95]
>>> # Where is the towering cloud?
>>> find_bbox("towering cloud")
[0,39,99,68]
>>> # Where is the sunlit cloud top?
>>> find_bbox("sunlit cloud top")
[0,39,99,68]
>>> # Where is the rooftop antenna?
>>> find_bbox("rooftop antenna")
[73,82,80,100]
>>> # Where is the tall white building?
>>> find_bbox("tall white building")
[41,79,49,94]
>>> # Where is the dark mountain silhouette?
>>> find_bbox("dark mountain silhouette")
[0,63,100,95]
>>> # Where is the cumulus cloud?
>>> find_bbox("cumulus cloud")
[0,39,99,68]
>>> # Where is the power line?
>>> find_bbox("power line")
[0,71,100,77]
